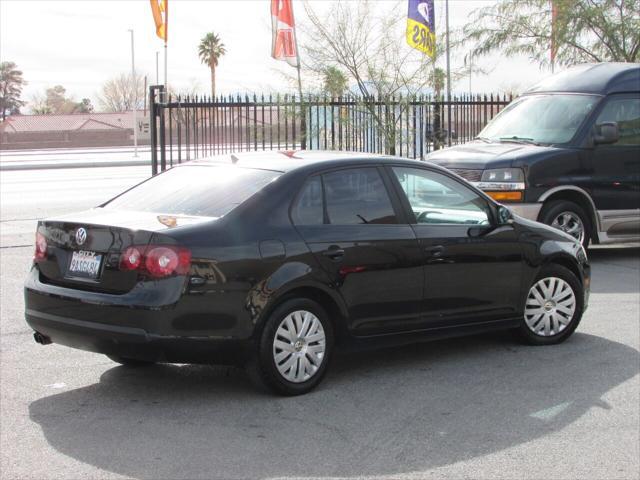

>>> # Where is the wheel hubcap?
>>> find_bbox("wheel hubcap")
[551,211,585,244]
[273,310,326,383]
[525,277,576,337]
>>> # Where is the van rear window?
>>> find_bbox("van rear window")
[104,165,280,217]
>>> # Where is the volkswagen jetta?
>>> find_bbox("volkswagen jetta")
[25,151,590,395]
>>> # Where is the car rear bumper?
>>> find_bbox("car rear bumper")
[25,308,251,364]
[24,267,253,364]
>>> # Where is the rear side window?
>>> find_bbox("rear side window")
[292,176,323,225]
[323,168,397,224]
[104,165,280,217]
[596,97,640,146]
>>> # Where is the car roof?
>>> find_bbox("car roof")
[182,150,441,174]
[524,62,640,96]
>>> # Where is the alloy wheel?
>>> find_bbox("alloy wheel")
[551,211,585,244]
[272,310,326,383]
[525,277,576,337]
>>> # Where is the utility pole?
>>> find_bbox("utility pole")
[128,29,138,157]
[156,51,159,84]
[445,0,452,146]
[468,51,473,95]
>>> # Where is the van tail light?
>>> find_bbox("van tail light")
[34,232,47,262]
[120,245,191,278]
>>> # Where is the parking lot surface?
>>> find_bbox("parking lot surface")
[1,166,638,479]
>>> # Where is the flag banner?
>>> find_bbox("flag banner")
[150,0,168,42]
[406,0,435,58]
[271,0,299,68]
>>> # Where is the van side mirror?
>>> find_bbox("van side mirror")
[594,122,619,145]
[497,205,514,225]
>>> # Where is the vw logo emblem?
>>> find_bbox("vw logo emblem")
[75,228,87,246]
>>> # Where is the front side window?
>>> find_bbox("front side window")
[323,168,397,225]
[479,94,600,145]
[595,97,640,146]
[393,167,491,225]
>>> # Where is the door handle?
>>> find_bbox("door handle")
[322,247,345,261]
[424,245,444,257]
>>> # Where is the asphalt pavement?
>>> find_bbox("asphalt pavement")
[1,165,638,480]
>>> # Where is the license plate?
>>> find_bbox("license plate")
[68,250,103,280]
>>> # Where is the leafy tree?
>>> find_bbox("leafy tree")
[463,0,640,67]
[45,85,76,114]
[198,32,226,98]
[29,86,93,114]
[75,98,94,113]
[0,61,26,121]
[97,73,145,112]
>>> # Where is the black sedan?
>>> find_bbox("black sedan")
[25,151,590,395]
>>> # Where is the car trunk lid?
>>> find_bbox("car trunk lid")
[35,209,211,294]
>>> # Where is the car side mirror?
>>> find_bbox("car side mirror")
[594,122,619,145]
[497,205,514,225]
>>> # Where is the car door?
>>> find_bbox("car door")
[291,166,424,336]
[388,165,524,327]
[590,94,640,235]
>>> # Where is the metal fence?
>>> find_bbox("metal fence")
[149,85,512,174]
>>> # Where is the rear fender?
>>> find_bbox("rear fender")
[246,262,348,339]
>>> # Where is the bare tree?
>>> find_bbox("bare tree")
[97,73,145,112]
[302,0,445,153]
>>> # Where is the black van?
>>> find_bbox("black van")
[427,63,640,247]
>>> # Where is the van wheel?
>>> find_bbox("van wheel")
[107,355,155,367]
[539,200,591,248]
[517,264,584,345]
[247,298,334,396]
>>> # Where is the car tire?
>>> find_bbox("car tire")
[247,298,334,396]
[106,355,155,367]
[539,199,592,248]
[517,264,584,346]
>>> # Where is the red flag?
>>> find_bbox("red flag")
[271,0,299,68]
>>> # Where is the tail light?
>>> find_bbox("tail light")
[34,232,47,262]
[120,245,191,278]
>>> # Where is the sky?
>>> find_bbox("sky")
[0,0,558,113]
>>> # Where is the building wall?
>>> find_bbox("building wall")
[0,129,150,150]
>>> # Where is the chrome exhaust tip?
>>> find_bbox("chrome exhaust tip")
[33,331,52,345]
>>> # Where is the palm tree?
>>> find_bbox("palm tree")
[322,66,348,98]
[198,32,226,98]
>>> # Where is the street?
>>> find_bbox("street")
[1,166,639,479]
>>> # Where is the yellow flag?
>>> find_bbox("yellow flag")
[150,0,168,42]
[406,0,435,58]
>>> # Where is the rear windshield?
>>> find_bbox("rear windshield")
[103,165,281,217]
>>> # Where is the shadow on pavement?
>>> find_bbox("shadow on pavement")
[587,246,640,295]
[29,332,639,479]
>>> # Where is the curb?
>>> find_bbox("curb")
[0,160,152,171]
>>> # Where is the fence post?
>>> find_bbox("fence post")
[157,85,166,172]
[300,94,307,150]
[149,85,161,175]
